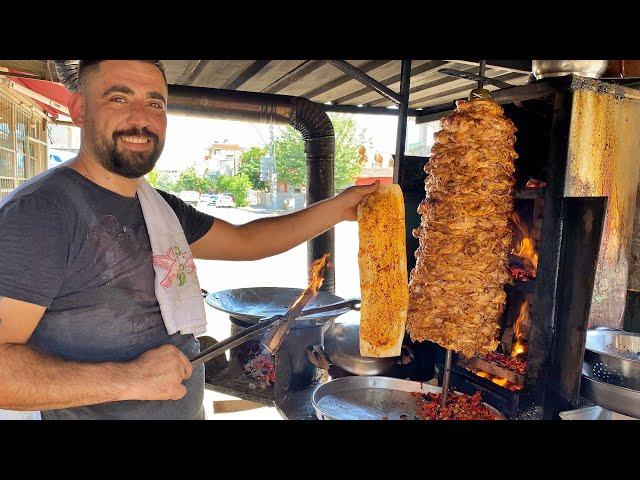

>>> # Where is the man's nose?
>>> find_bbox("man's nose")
[127,101,150,128]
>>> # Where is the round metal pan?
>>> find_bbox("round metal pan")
[205,287,351,328]
[312,376,505,420]
[580,374,640,419]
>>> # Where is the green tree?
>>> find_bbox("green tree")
[146,168,178,192]
[156,172,176,193]
[273,127,306,188]
[214,173,253,207]
[146,168,159,187]
[174,166,215,194]
[272,113,367,190]
[239,146,269,191]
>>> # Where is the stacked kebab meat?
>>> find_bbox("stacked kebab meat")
[407,98,518,358]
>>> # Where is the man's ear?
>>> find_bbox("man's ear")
[68,92,86,128]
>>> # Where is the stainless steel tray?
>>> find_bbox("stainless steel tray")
[312,376,505,420]
[559,406,637,420]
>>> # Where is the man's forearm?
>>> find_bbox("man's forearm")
[0,344,133,411]
[238,196,343,260]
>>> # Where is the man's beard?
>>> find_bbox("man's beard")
[86,123,165,179]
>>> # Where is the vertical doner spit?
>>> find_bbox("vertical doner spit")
[407,61,518,409]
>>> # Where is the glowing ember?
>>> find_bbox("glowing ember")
[243,348,276,389]
[469,368,523,392]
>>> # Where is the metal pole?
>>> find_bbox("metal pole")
[478,60,487,89]
[440,349,453,409]
[393,60,411,184]
[327,60,403,105]
[269,124,277,211]
[306,138,335,293]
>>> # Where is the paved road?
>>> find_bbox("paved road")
[193,204,362,342]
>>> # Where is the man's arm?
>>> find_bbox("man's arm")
[0,296,192,411]
[190,182,379,261]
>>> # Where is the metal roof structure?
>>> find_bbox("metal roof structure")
[0,59,532,117]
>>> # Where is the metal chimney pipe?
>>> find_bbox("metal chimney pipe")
[167,85,336,293]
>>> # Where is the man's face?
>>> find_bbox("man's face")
[75,60,168,178]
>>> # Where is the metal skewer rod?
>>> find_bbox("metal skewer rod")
[440,349,453,409]
[190,298,361,367]
[478,59,487,89]
[190,314,283,367]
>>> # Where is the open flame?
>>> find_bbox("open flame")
[511,300,529,361]
[511,211,538,273]
[262,253,331,354]
[291,253,331,308]
[468,299,530,391]
[470,368,523,392]
[308,253,331,294]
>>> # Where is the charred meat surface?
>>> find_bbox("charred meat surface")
[483,351,526,375]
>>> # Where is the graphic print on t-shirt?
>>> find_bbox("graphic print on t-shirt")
[152,246,198,288]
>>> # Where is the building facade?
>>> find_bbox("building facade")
[0,85,48,200]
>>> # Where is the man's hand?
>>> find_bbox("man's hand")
[123,344,193,401]
[190,180,380,261]
[334,181,380,221]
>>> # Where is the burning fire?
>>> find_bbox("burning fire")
[470,368,522,392]
[308,253,331,293]
[290,253,331,308]
[263,253,332,354]
[511,300,529,361]
[511,211,538,273]
[468,299,530,391]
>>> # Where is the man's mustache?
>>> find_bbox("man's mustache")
[112,127,159,144]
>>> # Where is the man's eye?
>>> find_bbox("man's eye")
[149,102,165,110]
[111,97,126,103]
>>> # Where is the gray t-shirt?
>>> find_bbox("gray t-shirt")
[0,166,215,419]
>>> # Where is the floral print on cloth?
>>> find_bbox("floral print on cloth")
[152,246,197,288]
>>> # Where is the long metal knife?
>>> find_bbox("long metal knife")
[189,298,360,367]
[261,287,319,354]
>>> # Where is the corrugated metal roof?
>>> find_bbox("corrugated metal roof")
[0,59,532,112]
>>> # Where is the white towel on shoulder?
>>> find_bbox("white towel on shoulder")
[137,179,207,336]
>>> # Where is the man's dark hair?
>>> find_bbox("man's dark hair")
[77,60,168,88]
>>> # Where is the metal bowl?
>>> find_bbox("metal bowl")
[580,329,640,418]
[323,322,396,376]
[312,376,505,420]
[532,60,608,80]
